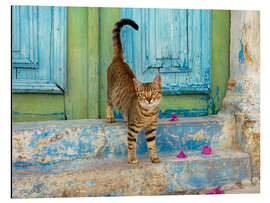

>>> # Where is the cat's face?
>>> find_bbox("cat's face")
[133,74,162,109]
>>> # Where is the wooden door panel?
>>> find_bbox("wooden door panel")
[12,6,66,93]
[121,8,211,95]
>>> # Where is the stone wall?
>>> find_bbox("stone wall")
[222,10,260,178]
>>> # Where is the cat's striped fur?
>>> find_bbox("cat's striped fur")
[107,19,162,164]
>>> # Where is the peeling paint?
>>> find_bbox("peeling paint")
[227,80,237,91]
[239,39,245,64]
[12,150,251,198]
[222,10,260,178]
[244,43,253,65]
[12,111,235,164]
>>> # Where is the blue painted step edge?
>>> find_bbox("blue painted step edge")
[12,111,235,164]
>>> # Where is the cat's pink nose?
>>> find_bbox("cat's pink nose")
[146,98,151,103]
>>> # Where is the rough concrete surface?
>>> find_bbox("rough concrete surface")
[12,149,251,198]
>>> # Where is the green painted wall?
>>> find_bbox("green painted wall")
[12,94,65,122]
[65,7,100,120]
[87,8,100,118]
[65,7,89,120]
[12,8,230,122]
[210,10,230,114]
[99,8,120,118]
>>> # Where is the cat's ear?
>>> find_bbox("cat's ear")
[133,78,142,92]
[153,74,162,88]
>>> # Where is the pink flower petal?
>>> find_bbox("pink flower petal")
[206,188,224,195]
[176,148,187,159]
[202,145,212,155]
[169,114,178,121]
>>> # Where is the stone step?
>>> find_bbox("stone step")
[12,111,235,164]
[12,149,251,198]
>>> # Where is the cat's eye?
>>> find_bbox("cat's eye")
[138,92,145,98]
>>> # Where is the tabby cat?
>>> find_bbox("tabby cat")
[107,19,162,164]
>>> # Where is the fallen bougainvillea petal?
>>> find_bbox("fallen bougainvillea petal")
[169,114,178,121]
[206,188,224,194]
[176,148,187,159]
[201,145,212,155]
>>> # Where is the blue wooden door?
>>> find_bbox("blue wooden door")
[121,8,211,95]
[12,6,66,93]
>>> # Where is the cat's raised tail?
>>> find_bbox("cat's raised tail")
[112,19,138,61]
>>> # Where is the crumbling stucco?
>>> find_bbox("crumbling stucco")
[222,10,260,178]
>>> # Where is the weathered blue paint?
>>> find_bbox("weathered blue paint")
[12,111,234,164]
[13,160,64,168]
[12,150,251,198]
[12,111,65,117]
[235,83,243,93]
[166,151,250,191]
[238,39,245,64]
[30,184,44,194]
[112,88,219,120]
[159,108,209,118]
[86,180,96,187]
[114,105,209,119]
[113,86,221,119]
[12,6,66,93]
[12,6,38,68]
[121,8,211,95]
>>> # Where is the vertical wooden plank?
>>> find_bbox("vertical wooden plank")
[65,7,88,119]
[171,9,179,60]
[140,8,147,79]
[87,7,99,118]
[187,9,193,70]
[12,6,20,51]
[99,8,120,118]
[29,6,38,65]
[202,9,211,91]
[176,9,188,67]
[191,9,202,68]
[148,8,157,68]
[35,6,52,81]
[53,6,67,90]
[158,9,170,59]
[209,10,230,114]
[12,68,17,79]
[19,6,30,60]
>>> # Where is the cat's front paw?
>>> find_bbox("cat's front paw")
[128,157,139,164]
[107,117,115,123]
[151,156,161,163]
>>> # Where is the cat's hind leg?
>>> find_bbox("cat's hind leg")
[106,100,115,123]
